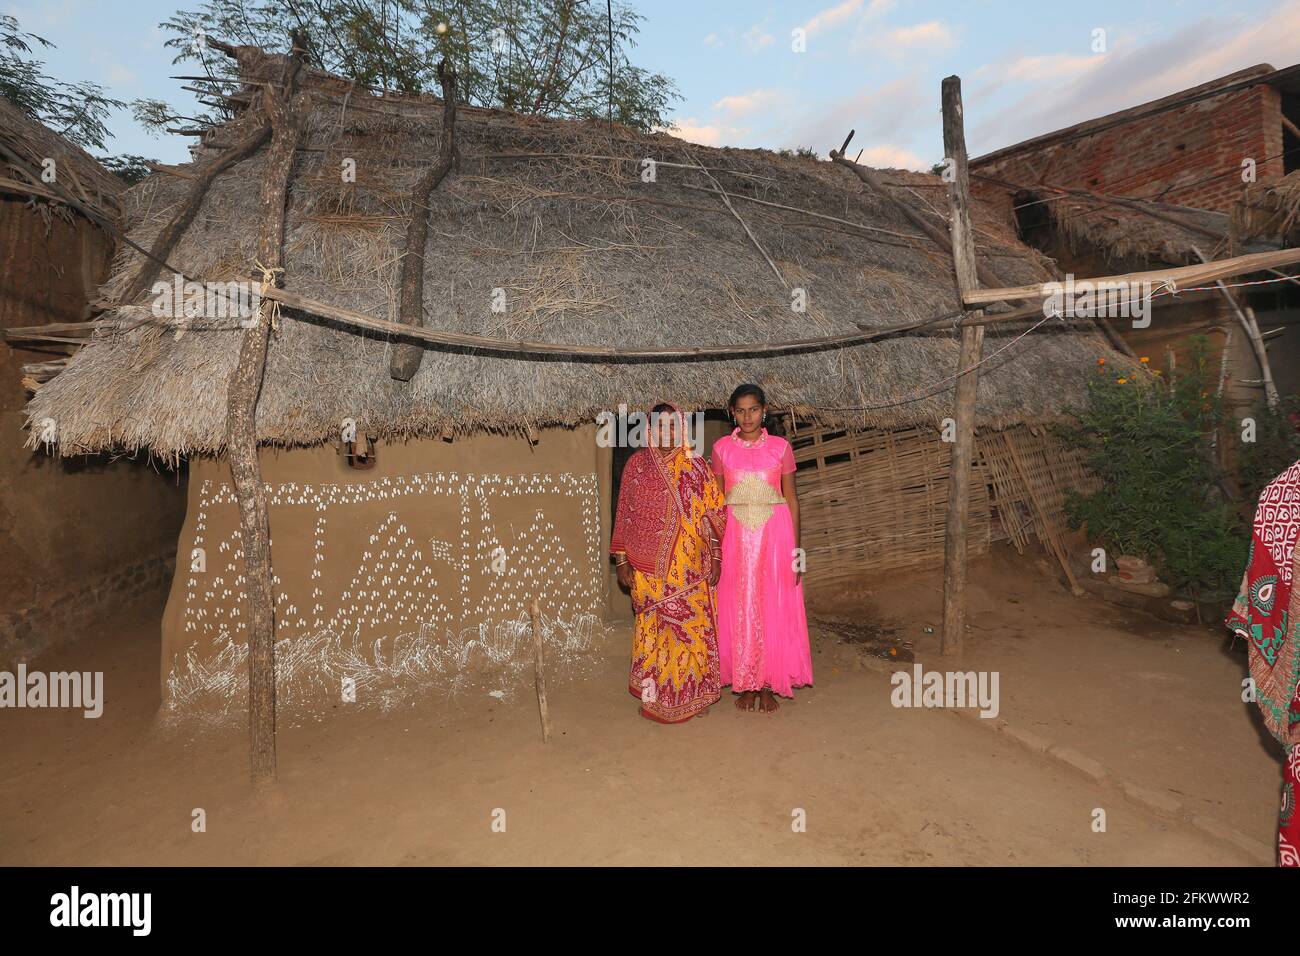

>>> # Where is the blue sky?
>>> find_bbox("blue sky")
[7,0,1300,165]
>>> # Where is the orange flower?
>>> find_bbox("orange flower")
[1098,358,1106,365]
[1117,378,1128,384]
[1139,356,1150,363]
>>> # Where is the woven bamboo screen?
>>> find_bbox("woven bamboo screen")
[789,421,1095,588]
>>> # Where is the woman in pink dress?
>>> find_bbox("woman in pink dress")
[711,384,813,713]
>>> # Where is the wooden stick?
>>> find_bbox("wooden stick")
[691,154,787,290]
[226,36,306,787]
[529,599,552,743]
[1191,245,1279,408]
[120,120,272,305]
[964,247,1300,306]
[390,60,458,382]
[828,144,1011,295]
[675,182,923,240]
[939,75,982,658]
[257,282,955,358]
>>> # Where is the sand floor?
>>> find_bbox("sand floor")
[0,545,1280,865]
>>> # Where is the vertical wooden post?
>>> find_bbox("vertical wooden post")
[1193,246,1279,409]
[940,75,984,657]
[530,599,552,742]
[226,36,306,785]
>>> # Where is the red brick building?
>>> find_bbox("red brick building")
[969,64,1300,421]
[972,64,1300,217]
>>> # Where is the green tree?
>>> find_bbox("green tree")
[156,0,679,132]
[0,14,125,151]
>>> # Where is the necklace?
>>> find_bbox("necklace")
[734,427,767,449]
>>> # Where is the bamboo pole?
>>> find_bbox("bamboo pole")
[530,599,552,742]
[390,60,458,382]
[939,75,981,657]
[1192,245,1279,408]
[965,247,1300,306]
[225,33,307,786]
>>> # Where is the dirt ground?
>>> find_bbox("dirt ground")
[0,544,1280,866]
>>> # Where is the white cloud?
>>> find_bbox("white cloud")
[713,89,782,118]
[855,144,930,171]
[801,0,864,37]
[703,32,721,48]
[782,75,929,159]
[742,22,774,52]
[886,21,955,50]
[969,3,1300,156]
[670,118,740,147]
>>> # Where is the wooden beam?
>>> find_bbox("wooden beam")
[828,143,1011,294]
[225,35,306,787]
[964,247,1300,306]
[120,121,271,305]
[389,60,458,382]
[939,76,982,658]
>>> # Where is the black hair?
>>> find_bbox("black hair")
[728,383,766,409]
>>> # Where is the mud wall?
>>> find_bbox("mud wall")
[161,427,608,707]
[0,196,186,666]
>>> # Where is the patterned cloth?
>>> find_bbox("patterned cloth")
[611,407,726,723]
[711,428,812,697]
[1227,459,1300,866]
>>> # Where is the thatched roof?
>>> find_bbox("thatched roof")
[1233,169,1300,248]
[27,48,1123,459]
[0,95,123,223]
[1019,188,1275,267]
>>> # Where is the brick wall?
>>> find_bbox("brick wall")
[973,83,1284,213]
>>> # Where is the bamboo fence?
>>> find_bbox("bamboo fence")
[790,421,1096,588]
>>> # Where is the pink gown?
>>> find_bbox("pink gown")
[712,428,813,697]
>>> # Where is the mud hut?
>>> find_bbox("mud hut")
[0,96,186,666]
[21,46,1124,715]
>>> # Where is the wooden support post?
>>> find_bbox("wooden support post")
[1192,245,1279,408]
[390,61,458,382]
[225,35,307,786]
[530,599,552,742]
[939,75,983,658]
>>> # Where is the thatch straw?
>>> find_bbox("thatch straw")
[26,49,1125,459]
[1031,190,1258,266]
[0,95,122,223]
[1233,169,1300,248]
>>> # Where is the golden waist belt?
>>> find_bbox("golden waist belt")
[726,474,785,530]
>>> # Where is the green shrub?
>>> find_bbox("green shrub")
[1059,339,1247,598]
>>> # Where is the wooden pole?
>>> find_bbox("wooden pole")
[939,75,982,658]
[225,35,307,786]
[529,599,552,742]
[1192,245,1279,408]
[389,60,458,382]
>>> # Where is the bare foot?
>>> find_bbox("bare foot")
[758,688,780,713]
[735,690,757,712]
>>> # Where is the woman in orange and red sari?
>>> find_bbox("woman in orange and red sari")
[611,403,727,723]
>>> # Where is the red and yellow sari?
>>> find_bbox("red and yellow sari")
[611,410,726,723]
